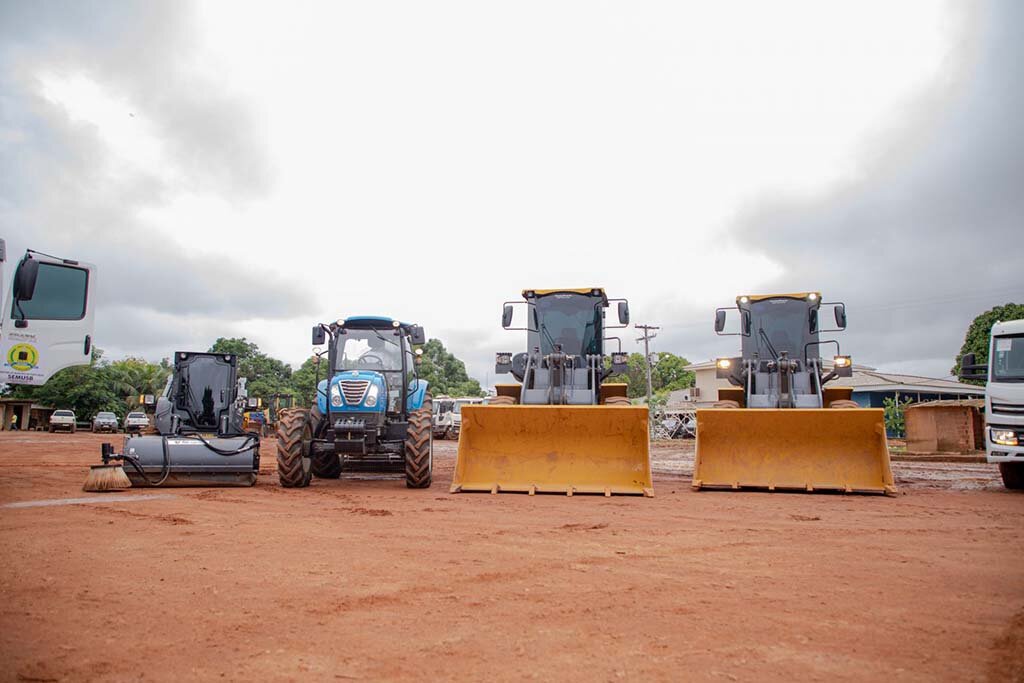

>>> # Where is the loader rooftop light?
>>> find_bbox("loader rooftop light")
[716,358,732,369]
[808,293,819,301]
[738,296,750,304]
[496,352,513,365]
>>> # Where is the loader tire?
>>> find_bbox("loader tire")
[1000,462,1024,490]
[829,400,860,409]
[714,400,741,409]
[277,408,312,488]
[603,396,631,406]
[489,395,517,406]
[405,394,432,488]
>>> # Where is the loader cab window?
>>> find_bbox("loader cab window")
[992,335,1024,382]
[747,299,815,361]
[11,262,88,321]
[533,294,602,358]
[175,357,232,430]
[336,329,402,372]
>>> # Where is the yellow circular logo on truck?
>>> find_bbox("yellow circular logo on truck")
[7,343,39,372]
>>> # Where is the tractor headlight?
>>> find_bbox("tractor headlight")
[716,358,731,370]
[364,384,380,407]
[330,383,342,407]
[991,429,1018,447]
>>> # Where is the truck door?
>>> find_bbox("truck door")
[1,243,96,386]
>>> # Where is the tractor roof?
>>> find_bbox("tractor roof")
[342,316,415,329]
[523,288,608,304]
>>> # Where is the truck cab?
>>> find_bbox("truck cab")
[961,319,1024,489]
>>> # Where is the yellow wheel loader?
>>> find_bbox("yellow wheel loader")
[451,288,652,497]
[694,293,895,495]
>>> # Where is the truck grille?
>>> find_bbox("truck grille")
[991,402,1024,418]
[340,380,370,405]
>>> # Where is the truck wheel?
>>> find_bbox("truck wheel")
[277,408,312,488]
[1000,462,1024,490]
[48,426,54,433]
[405,394,432,488]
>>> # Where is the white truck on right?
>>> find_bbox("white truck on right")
[960,318,1024,489]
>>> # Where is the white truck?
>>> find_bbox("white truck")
[432,396,485,439]
[123,411,151,434]
[0,238,97,387]
[49,409,77,433]
[960,318,1024,489]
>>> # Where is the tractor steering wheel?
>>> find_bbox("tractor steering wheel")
[360,354,384,367]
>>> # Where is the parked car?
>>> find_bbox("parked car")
[49,410,77,433]
[91,411,119,433]
[123,411,150,434]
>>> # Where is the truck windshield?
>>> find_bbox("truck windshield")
[993,335,1024,381]
[534,294,601,357]
[335,328,403,372]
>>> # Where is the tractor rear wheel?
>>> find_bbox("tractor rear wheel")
[405,394,432,488]
[1000,462,1024,490]
[308,406,341,479]
[489,395,517,406]
[277,408,312,488]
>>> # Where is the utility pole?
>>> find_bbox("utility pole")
[635,324,660,406]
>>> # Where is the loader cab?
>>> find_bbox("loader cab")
[715,293,851,408]
[496,288,630,405]
[164,352,239,433]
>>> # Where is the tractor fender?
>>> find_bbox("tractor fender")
[407,380,428,412]
[315,379,329,414]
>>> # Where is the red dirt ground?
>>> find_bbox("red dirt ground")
[1,432,1022,681]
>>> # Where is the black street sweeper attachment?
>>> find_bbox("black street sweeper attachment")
[84,352,260,491]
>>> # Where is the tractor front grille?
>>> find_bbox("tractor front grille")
[340,380,370,405]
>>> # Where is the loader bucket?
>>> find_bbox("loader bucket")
[693,408,895,495]
[451,405,652,496]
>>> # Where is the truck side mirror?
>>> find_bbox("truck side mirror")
[808,309,819,333]
[13,257,39,302]
[834,304,847,329]
[410,325,426,345]
[617,301,629,325]
[312,325,326,345]
[714,309,726,333]
[502,304,514,328]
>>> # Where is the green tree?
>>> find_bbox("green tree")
[106,357,171,408]
[883,395,913,437]
[290,354,328,406]
[209,337,294,398]
[952,303,1024,384]
[606,351,694,400]
[417,339,483,397]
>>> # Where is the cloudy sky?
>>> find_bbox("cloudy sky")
[2,0,1021,385]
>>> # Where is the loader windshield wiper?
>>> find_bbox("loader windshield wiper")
[759,327,779,360]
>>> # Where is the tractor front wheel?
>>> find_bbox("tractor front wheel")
[405,394,432,488]
[310,407,342,479]
[277,408,313,488]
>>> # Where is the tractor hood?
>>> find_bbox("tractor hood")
[317,371,388,414]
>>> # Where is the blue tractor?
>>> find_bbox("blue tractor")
[277,316,432,488]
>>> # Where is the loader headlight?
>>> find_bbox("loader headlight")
[833,355,851,368]
[991,429,1018,447]
[330,383,342,407]
[496,352,513,365]
[364,384,380,407]
[611,352,628,366]
[716,358,731,370]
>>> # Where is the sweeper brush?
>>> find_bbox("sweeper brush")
[83,462,132,492]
